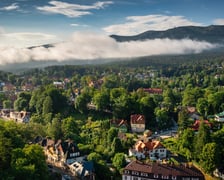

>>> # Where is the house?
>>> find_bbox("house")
[0,109,11,118]
[60,139,81,164]
[187,107,201,120]
[215,111,224,122]
[129,138,167,160]
[122,161,205,180]
[191,120,212,131]
[21,83,34,91]
[69,160,94,180]
[53,81,64,89]
[110,119,129,133]
[3,83,16,92]
[88,79,103,89]
[43,138,81,165]
[130,114,145,133]
[10,111,30,123]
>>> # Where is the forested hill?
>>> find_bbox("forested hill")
[111,25,224,43]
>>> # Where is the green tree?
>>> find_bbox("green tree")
[11,144,48,180]
[75,88,92,113]
[182,87,204,106]
[29,88,46,114]
[139,95,156,128]
[107,127,118,146]
[92,88,110,111]
[87,152,112,180]
[42,96,53,115]
[46,87,67,114]
[196,98,208,118]
[14,92,31,111]
[3,100,12,109]
[112,94,132,119]
[87,152,102,163]
[212,127,224,167]
[111,137,123,154]
[47,115,62,140]
[178,128,194,150]
[162,89,176,111]
[102,74,120,89]
[61,117,79,141]
[208,91,224,114]
[194,120,211,160]
[155,108,171,130]
[178,107,190,133]
[200,143,218,174]
[177,128,194,160]
[112,153,126,171]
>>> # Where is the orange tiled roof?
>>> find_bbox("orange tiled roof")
[135,140,164,152]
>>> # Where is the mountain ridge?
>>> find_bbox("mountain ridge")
[110,25,224,43]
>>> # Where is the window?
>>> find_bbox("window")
[132,171,139,175]
[172,176,177,180]
[182,178,190,180]
[154,174,159,178]
[133,177,138,180]
[191,178,199,180]
[140,172,148,177]
[162,175,169,179]
[124,170,129,174]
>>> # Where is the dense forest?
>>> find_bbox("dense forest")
[1,52,224,179]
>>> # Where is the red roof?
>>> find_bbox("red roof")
[110,119,128,127]
[143,88,163,94]
[130,114,145,124]
[135,140,164,152]
[191,120,212,131]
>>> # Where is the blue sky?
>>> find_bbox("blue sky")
[0,0,224,47]
[0,0,223,64]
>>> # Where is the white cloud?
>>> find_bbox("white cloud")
[0,32,218,65]
[37,1,113,18]
[103,14,203,35]
[0,3,19,11]
[213,18,224,25]
[70,23,89,27]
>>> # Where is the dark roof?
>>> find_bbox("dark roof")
[61,141,80,154]
[124,160,152,173]
[124,161,204,178]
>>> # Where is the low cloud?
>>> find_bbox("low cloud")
[213,18,224,25]
[103,14,202,35]
[0,32,218,65]
[37,1,113,18]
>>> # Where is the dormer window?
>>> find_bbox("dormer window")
[140,172,148,177]
[124,170,129,174]
[154,174,159,178]
[132,171,139,175]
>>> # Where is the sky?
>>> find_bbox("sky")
[0,0,224,64]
